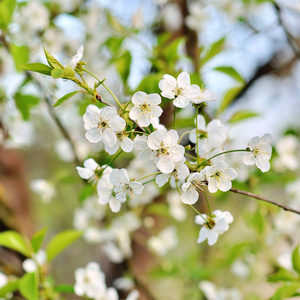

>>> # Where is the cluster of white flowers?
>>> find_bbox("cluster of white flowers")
[75,69,273,247]
[74,262,139,300]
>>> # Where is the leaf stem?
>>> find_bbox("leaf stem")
[203,189,212,217]
[137,172,161,182]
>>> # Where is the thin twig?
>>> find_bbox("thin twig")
[229,188,300,215]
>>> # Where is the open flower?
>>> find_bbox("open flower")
[129,91,163,127]
[22,250,47,273]
[195,210,233,245]
[243,133,272,172]
[159,72,200,108]
[181,168,207,204]
[206,161,237,193]
[147,129,185,173]
[109,169,144,201]
[76,158,101,184]
[83,105,126,146]
[70,45,84,68]
[191,88,218,104]
[104,131,133,155]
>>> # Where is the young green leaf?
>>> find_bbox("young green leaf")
[200,37,226,66]
[218,85,244,114]
[270,283,300,300]
[43,48,64,69]
[214,66,245,84]
[51,68,64,79]
[14,94,40,121]
[0,0,16,29]
[114,50,131,84]
[31,228,48,253]
[268,267,298,282]
[52,91,82,107]
[11,44,30,72]
[0,231,31,257]
[292,245,300,275]
[22,63,53,76]
[51,66,75,80]
[229,111,259,123]
[19,273,38,300]
[46,230,82,261]
[54,284,75,293]
[0,279,19,297]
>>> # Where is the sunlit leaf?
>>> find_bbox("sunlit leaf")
[218,85,244,114]
[114,50,131,84]
[44,48,64,69]
[292,245,300,275]
[0,0,16,29]
[31,228,48,253]
[270,283,300,300]
[14,93,39,120]
[19,273,38,300]
[268,267,298,282]
[0,231,30,256]
[52,91,82,107]
[214,66,245,84]
[11,44,30,72]
[201,37,226,65]
[46,230,82,261]
[229,110,259,123]
[0,280,19,297]
[22,63,53,76]
[54,284,75,293]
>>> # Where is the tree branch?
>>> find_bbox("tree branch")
[229,188,300,215]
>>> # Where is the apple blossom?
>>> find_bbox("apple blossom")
[191,88,218,105]
[243,133,272,172]
[109,169,144,201]
[22,250,47,273]
[104,131,133,155]
[76,158,101,184]
[159,71,200,108]
[83,105,126,146]
[181,168,207,204]
[70,45,84,68]
[147,129,185,173]
[129,91,163,127]
[195,210,233,245]
[206,161,237,193]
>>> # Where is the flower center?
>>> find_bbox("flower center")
[211,171,221,179]
[140,103,150,112]
[174,87,182,97]
[191,180,204,193]
[158,146,169,156]
[204,218,215,229]
[98,120,108,128]
[197,129,208,139]
[124,184,134,198]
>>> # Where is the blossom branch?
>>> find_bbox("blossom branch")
[229,188,300,215]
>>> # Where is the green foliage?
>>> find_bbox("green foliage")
[46,230,82,261]
[292,245,300,275]
[105,36,125,56]
[229,110,259,123]
[0,0,16,29]
[51,65,75,80]
[270,283,300,300]
[31,227,48,253]
[214,66,245,84]
[114,50,131,84]
[52,91,83,107]
[268,267,298,282]
[11,44,29,72]
[54,284,75,293]
[43,48,64,69]
[22,63,53,76]
[136,72,164,94]
[218,85,244,114]
[19,273,38,300]
[245,209,265,234]
[200,37,226,65]
[0,231,31,256]
[14,93,40,120]
[0,280,19,297]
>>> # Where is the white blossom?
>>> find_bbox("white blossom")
[181,168,207,204]
[189,115,226,155]
[104,131,133,155]
[76,158,101,184]
[83,105,126,146]
[74,262,106,298]
[70,45,84,68]
[30,179,56,204]
[159,72,200,108]
[155,159,189,187]
[147,129,185,173]
[243,133,272,172]
[167,191,187,221]
[22,250,47,273]
[0,272,8,289]
[129,92,163,127]
[206,161,237,193]
[195,210,233,246]
[191,88,218,105]
[148,226,178,256]
[109,169,144,201]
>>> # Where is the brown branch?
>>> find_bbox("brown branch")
[229,188,300,215]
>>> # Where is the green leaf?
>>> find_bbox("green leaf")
[105,36,125,55]
[51,66,75,80]
[11,44,30,72]
[270,283,300,300]
[51,68,64,79]
[229,110,259,123]
[43,48,64,69]
[268,267,298,282]
[0,279,19,297]
[54,284,75,293]
[136,73,164,94]
[218,85,244,114]
[31,228,48,253]
[292,245,300,275]
[163,37,184,63]
[0,231,30,256]
[19,273,38,300]
[214,66,245,84]
[22,63,53,76]
[201,37,226,65]
[14,94,40,120]
[46,230,82,261]
[114,50,131,84]
[52,91,82,107]
[0,0,16,29]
